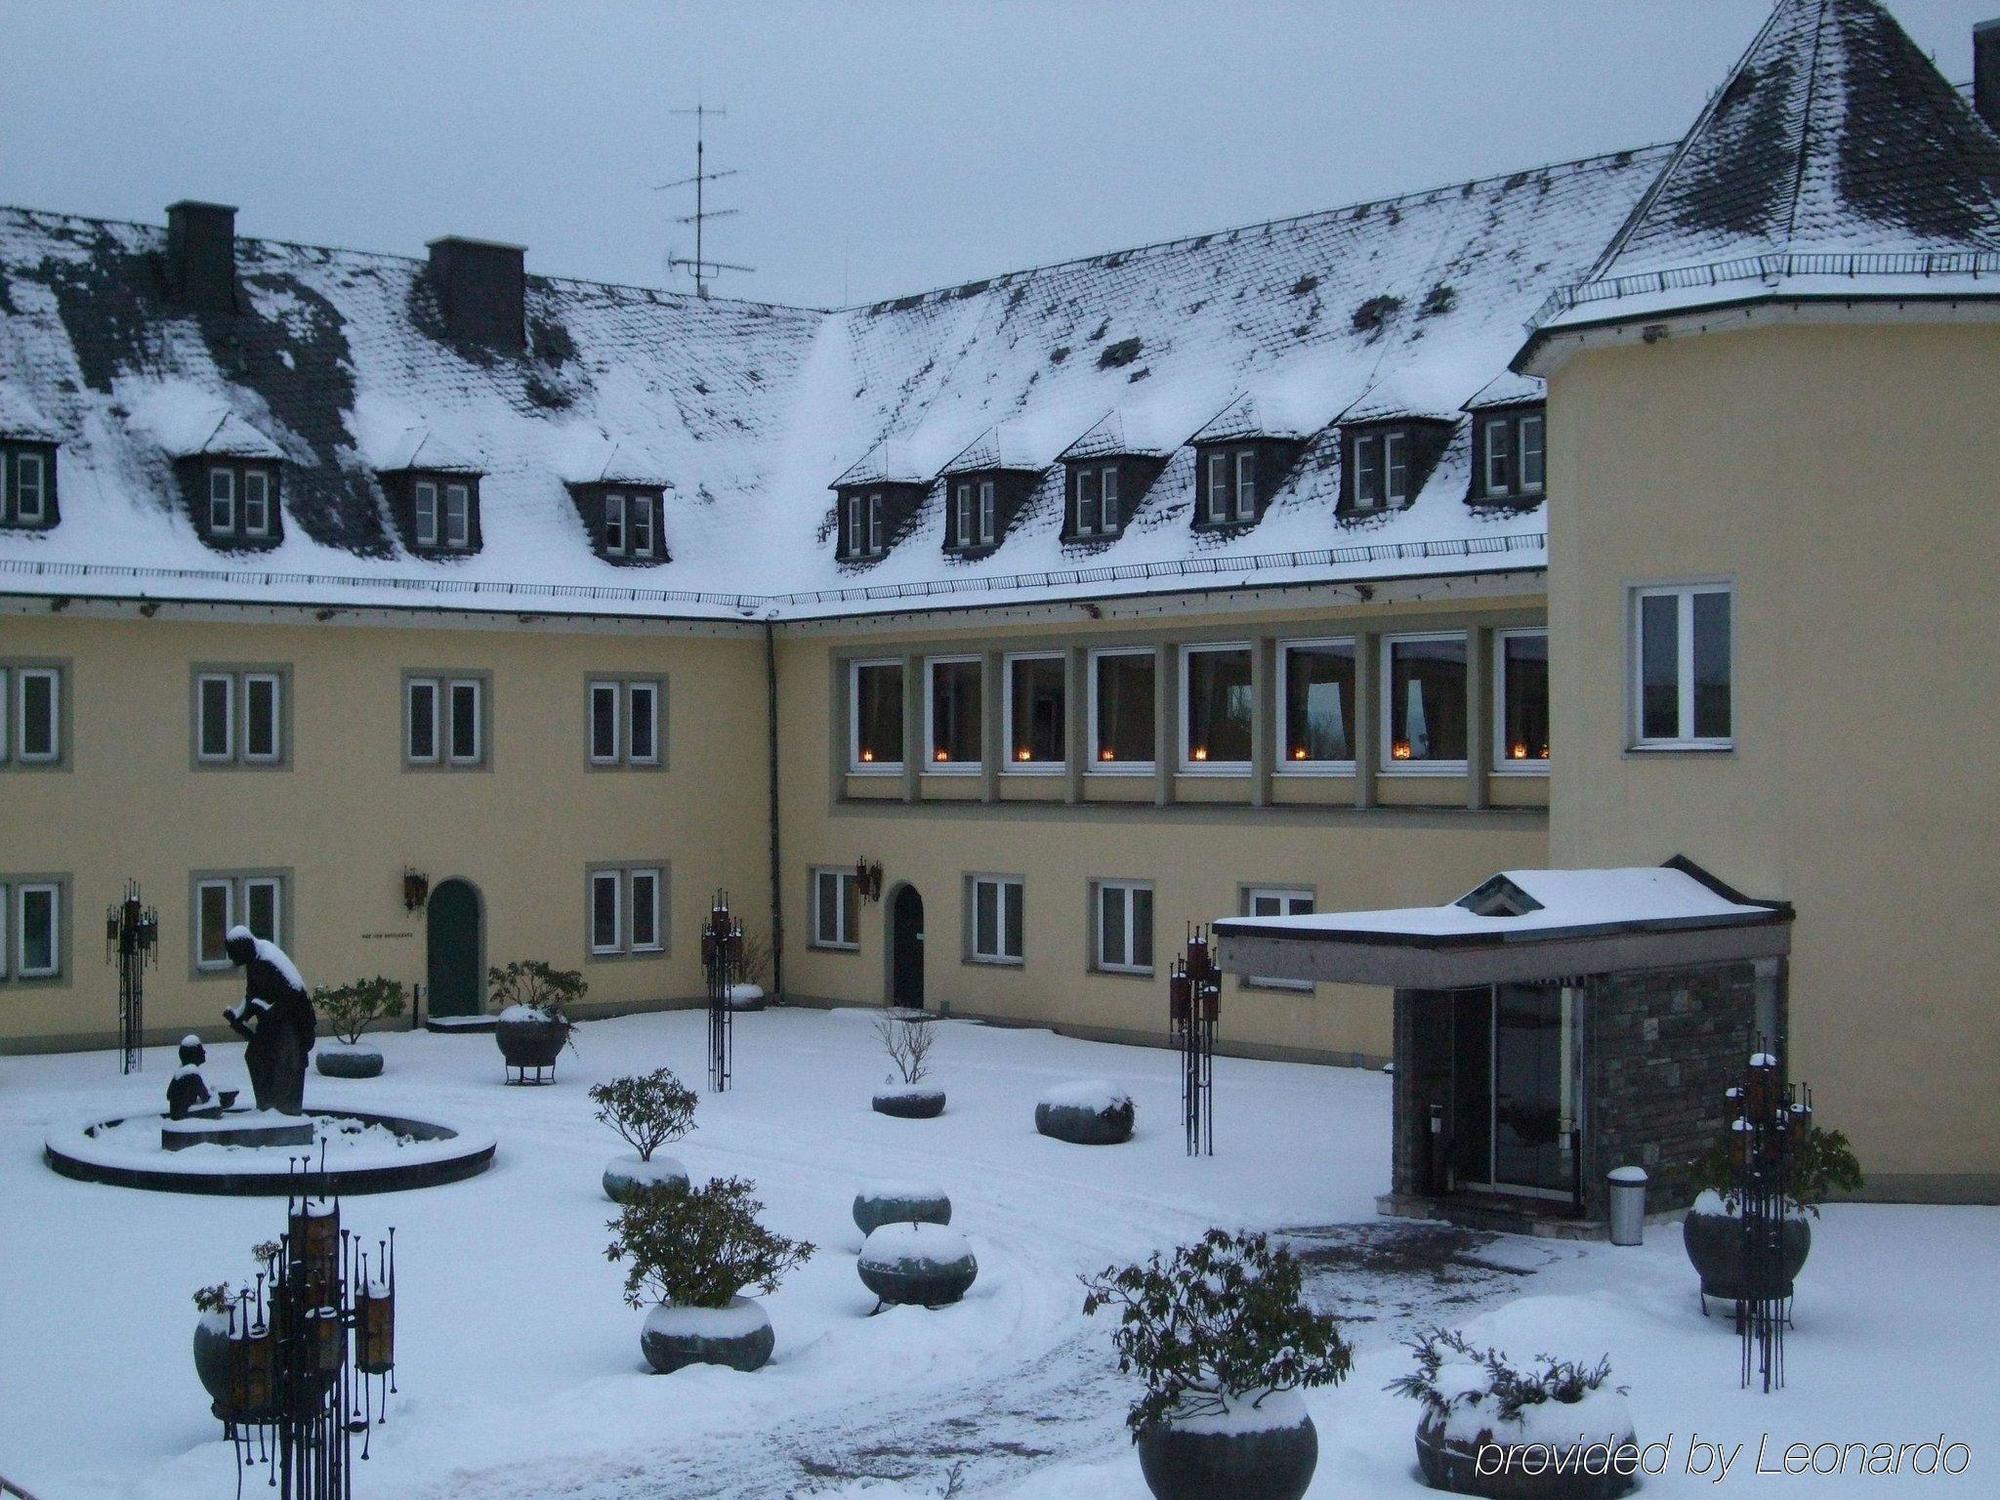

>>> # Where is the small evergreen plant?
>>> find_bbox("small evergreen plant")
[1685,1122,1863,1216]
[589,1068,697,1162]
[606,1177,815,1310]
[312,975,406,1047]
[488,959,586,1027]
[1389,1327,1621,1423]
[1081,1228,1352,1435]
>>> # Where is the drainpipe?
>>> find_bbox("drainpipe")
[764,620,784,1000]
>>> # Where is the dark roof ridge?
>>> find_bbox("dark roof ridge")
[843,141,1678,314]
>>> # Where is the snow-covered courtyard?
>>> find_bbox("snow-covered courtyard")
[2,1007,1991,1497]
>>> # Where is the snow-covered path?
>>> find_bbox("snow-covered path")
[3,1007,1995,1498]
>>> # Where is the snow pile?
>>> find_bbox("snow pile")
[859,1223,974,1271]
[641,1297,771,1338]
[1170,1386,1311,1437]
[1038,1078,1130,1111]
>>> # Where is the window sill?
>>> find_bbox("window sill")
[1178,763,1251,777]
[922,764,982,776]
[1092,965,1157,980]
[1275,763,1356,777]
[966,955,1024,968]
[1001,764,1065,777]
[1087,765,1156,777]
[807,941,860,954]
[1625,743,1735,756]
[1379,761,1469,777]
[1490,763,1551,777]
[849,764,904,777]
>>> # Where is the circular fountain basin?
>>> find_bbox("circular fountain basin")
[45,1108,496,1196]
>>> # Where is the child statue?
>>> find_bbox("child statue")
[223,927,316,1115]
[166,1035,214,1120]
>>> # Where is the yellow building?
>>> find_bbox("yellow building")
[3,0,1996,1204]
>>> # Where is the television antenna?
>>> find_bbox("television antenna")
[656,102,752,298]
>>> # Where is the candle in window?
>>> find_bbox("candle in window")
[1099,747,1115,762]
[1391,740,1414,761]
[934,748,950,763]
[1015,747,1032,762]
[1191,747,1208,762]
[1291,746,1308,760]
[1510,742,1529,761]
[860,749,875,763]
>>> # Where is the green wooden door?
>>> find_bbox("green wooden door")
[426,879,483,1017]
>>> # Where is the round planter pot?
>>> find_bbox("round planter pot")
[640,1296,774,1374]
[1035,1083,1134,1145]
[1683,1206,1811,1303]
[726,983,767,1012]
[872,1086,946,1119]
[495,1009,569,1081]
[603,1153,690,1204]
[858,1223,977,1308]
[1415,1409,1639,1500]
[193,1310,233,1408]
[315,1046,384,1079]
[1136,1396,1318,1500]
[853,1186,952,1236]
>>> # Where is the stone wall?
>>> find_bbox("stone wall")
[1390,988,1456,1198]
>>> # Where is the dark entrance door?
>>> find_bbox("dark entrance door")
[1449,981,1576,1199]
[890,885,924,1009]
[426,878,483,1018]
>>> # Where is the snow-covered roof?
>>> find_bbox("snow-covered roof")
[1525,0,2000,343]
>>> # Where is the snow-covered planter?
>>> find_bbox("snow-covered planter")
[1681,1189,1811,1304]
[490,960,583,1081]
[192,1292,235,1410]
[857,1223,977,1309]
[640,1296,775,1374]
[726,982,767,1012]
[1393,1329,1635,1500]
[1036,1079,1134,1145]
[1083,1229,1351,1500]
[852,1184,951,1236]
[591,1067,698,1203]
[495,1006,569,1076]
[315,1043,384,1079]
[606,1176,813,1375]
[872,1084,945,1118]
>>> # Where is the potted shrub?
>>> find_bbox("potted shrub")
[605,1176,815,1374]
[1081,1229,1350,1500]
[591,1067,697,1203]
[871,1010,945,1118]
[1037,1079,1134,1144]
[1679,1121,1863,1307]
[312,976,406,1078]
[489,959,583,1083]
[192,1238,281,1420]
[728,931,774,1011]
[1390,1328,1635,1499]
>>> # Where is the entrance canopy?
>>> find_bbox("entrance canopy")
[1214,857,1791,990]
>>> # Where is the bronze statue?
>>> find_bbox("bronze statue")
[166,1034,214,1120]
[224,928,315,1115]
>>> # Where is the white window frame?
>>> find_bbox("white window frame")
[1206,451,1230,523]
[967,874,1024,965]
[1493,628,1551,774]
[243,876,283,947]
[1353,433,1382,509]
[924,655,983,773]
[589,680,621,764]
[627,681,661,766]
[446,678,483,765]
[243,673,283,763]
[1002,651,1066,774]
[631,494,656,558]
[1092,879,1154,975]
[195,878,235,969]
[866,492,884,555]
[811,866,860,950]
[1518,413,1546,494]
[196,672,235,763]
[444,483,471,548]
[954,482,974,548]
[629,867,663,952]
[1276,636,1357,775]
[978,478,997,544]
[208,466,236,533]
[1243,886,1314,990]
[589,869,624,955]
[406,678,440,764]
[848,658,905,773]
[15,667,60,764]
[604,492,627,555]
[414,480,439,547]
[1233,450,1256,520]
[1630,582,1734,750]
[16,452,46,523]
[1074,466,1099,536]
[194,874,283,971]
[1178,642,1254,774]
[14,880,60,979]
[1100,465,1120,533]
[1380,631,1470,775]
[1087,646,1156,775]
[241,468,271,537]
[1385,428,1410,504]
[1483,417,1511,496]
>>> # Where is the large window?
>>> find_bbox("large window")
[1005,654,1066,770]
[1472,408,1546,502]
[588,678,663,768]
[1244,887,1314,990]
[194,872,285,971]
[193,667,286,768]
[406,674,486,768]
[0,663,63,767]
[1180,644,1253,771]
[850,660,905,771]
[811,867,860,950]
[1090,650,1156,771]
[589,865,665,957]
[1070,464,1123,539]
[1093,880,1154,975]
[926,657,982,770]
[0,877,63,981]
[967,875,1024,964]
[1279,639,1356,768]
[1383,634,1468,769]
[1634,584,1732,748]
[1495,630,1551,769]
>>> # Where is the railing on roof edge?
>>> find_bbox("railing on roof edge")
[1527,250,2000,331]
[0,531,1545,614]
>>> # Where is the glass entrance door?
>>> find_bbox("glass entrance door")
[1451,981,1578,1200]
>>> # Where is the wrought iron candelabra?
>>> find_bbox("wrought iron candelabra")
[1728,1047,1810,1394]
[213,1158,399,1497]
[702,891,744,1093]
[105,879,159,1075]
[1168,925,1220,1156]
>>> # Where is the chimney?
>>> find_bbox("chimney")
[1977,20,2000,134]
[426,236,526,351]
[165,200,238,314]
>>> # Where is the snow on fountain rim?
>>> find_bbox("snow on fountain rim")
[47,1108,496,1178]
[1037,1078,1131,1110]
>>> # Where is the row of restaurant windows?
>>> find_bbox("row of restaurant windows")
[846,632,1553,777]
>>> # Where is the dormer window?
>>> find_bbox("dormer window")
[831,480,924,564]
[1471,406,1546,503]
[201,462,280,544]
[602,490,659,559]
[0,443,57,530]
[845,490,886,559]
[1341,420,1450,513]
[1072,464,1121,538]
[950,477,998,550]
[1193,440,1298,531]
[388,469,483,556]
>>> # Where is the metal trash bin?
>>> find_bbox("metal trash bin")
[1607,1166,1648,1246]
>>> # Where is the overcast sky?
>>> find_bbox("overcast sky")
[0,1,1990,309]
